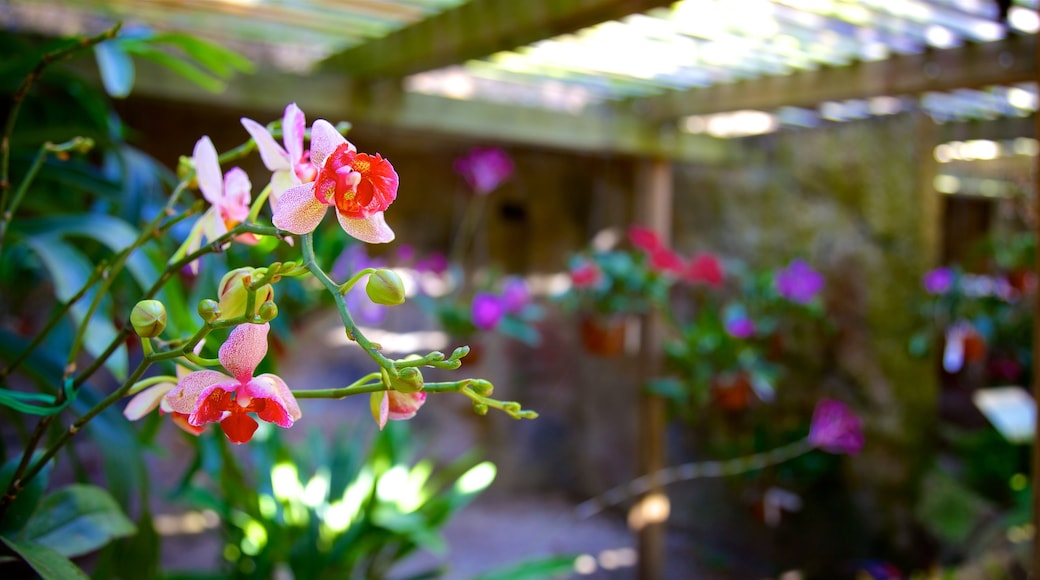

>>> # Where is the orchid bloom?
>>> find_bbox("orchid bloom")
[571,260,603,289]
[182,136,256,273]
[164,323,301,444]
[371,389,427,430]
[272,120,398,243]
[686,253,724,287]
[472,292,506,330]
[500,276,531,314]
[808,399,864,455]
[922,267,954,295]
[241,103,317,210]
[628,226,662,254]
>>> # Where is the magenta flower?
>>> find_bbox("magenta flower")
[776,259,824,304]
[164,323,301,444]
[650,247,685,276]
[922,267,954,295]
[808,399,864,455]
[724,311,756,339]
[454,147,514,195]
[472,292,505,330]
[571,260,603,289]
[272,119,398,244]
[179,136,256,273]
[371,390,427,430]
[686,253,724,287]
[628,226,662,253]
[500,276,531,314]
[241,103,317,211]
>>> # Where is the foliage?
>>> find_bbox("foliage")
[0,25,535,577]
[179,424,496,579]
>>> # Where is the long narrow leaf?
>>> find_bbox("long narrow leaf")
[118,43,225,93]
[146,32,254,77]
[93,40,135,98]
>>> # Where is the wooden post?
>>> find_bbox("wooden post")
[635,157,672,580]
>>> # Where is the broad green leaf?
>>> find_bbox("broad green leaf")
[16,214,158,295]
[90,510,160,580]
[19,484,136,558]
[119,43,225,93]
[22,234,128,380]
[94,40,135,98]
[0,536,89,580]
[0,452,52,535]
[471,555,579,580]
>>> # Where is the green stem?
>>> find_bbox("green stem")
[292,373,383,399]
[337,268,376,294]
[300,232,395,374]
[126,375,177,396]
[247,183,272,224]
[0,24,120,219]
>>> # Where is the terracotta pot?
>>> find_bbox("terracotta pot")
[580,315,627,357]
[711,372,754,411]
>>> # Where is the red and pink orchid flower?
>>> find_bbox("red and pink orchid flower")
[164,323,301,444]
[241,103,317,211]
[123,342,207,436]
[272,120,398,244]
[182,136,257,273]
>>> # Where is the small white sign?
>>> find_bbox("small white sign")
[972,386,1036,444]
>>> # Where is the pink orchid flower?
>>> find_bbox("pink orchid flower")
[164,323,301,444]
[808,399,864,455]
[272,120,398,244]
[241,103,317,210]
[182,136,256,273]
[371,389,427,430]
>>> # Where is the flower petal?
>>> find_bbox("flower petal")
[388,391,426,421]
[219,323,270,383]
[270,170,295,209]
[221,413,259,444]
[371,391,389,430]
[336,211,395,244]
[193,136,224,206]
[241,117,290,171]
[310,119,353,168]
[283,103,306,164]
[247,374,302,427]
[165,370,231,414]
[191,386,235,426]
[124,382,174,420]
[221,167,252,223]
[273,183,327,235]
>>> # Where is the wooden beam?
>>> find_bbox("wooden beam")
[86,60,731,163]
[634,34,1038,121]
[320,0,675,78]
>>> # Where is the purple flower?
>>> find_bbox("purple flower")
[500,276,531,314]
[471,292,505,330]
[922,267,954,295]
[808,399,864,455]
[414,252,449,275]
[454,147,514,195]
[723,305,755,338]
[776,259,824,304]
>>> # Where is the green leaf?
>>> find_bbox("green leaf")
[118,43,226,93]
[0,536,89,579]
[94,39,135,98]
[18,484,136,558]
[145,32,254,78]
[21,234,128,380]
[90,510,160,580]
[0,452,52,535]
[471,555,579,580]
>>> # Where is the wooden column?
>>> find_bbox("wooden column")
[635,157,672,580]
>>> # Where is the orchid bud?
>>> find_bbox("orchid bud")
[258,301,278,322]
[366,269,406,306]
[390,367,424,394]
[197,299,220,323]
[217,267,274,320]
[130,300,167,338]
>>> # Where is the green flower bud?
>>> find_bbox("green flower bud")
[217,267,274,320]
[198,299,220,323]
[258,301,278,322]
[130,300,167,338]
[390,367,424,393]
[365,269,406,306]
